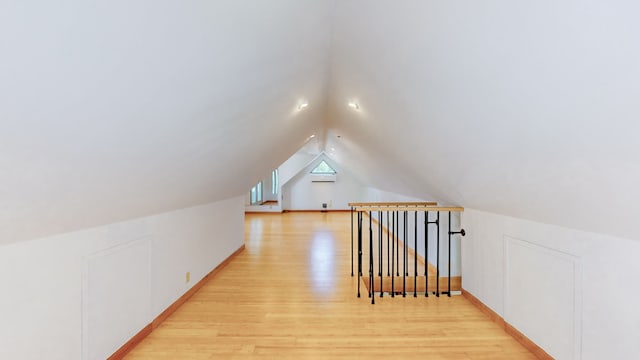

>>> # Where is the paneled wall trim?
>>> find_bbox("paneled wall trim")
[83,238,152,360]
[504,237,582,360]
[462,289,553,360]
[107,245,245,360]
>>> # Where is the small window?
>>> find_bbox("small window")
[250,182,263,205]
[311,160,336,174]
[272,169,278,195]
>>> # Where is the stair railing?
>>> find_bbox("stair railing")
[349,202,466,304]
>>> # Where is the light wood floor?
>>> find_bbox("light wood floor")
[126,212,535,359]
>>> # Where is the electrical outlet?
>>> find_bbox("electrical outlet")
[186,272,190,283]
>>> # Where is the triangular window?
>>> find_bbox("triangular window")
[311,160,336,174]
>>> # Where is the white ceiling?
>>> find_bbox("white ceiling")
[0,1,334,244]
[2,0,640,244]
[327,0,640,241]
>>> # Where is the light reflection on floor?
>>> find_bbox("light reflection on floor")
[308,229,335,295]
[246,216,264,250]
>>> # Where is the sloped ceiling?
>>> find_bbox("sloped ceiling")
[327,1,640,241]
[2,0,639,245]
[0,1,334,244]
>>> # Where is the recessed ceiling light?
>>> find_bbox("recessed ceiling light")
[298,101,309,110]
[348,101,359,110]
[331,148,335,151]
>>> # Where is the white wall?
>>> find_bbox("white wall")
[244,172,277,206]
[328,0,640,242]
[0,196,244,360]
[278,151,317,190]
[363,187,461,277]
[463,209,640,360]
[243,150,317,213]
[282,155,365,210]
[0,0,335,246]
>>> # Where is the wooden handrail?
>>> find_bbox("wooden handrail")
[348,202,438,207]
[348,202,463,212]
[352,206,464,212]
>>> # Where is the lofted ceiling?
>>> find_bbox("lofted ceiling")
[0,0,334,244]
[2,0,640,244]
[327,0,640,241]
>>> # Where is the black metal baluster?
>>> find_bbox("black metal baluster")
[379,211,382,276]
[379,211,383,297]
[414,211,417,297]
[405,211,409,276]
[425,212,440,297]
[351,206,354,276]
[391,211,395,297]
[446,212,451,297]
[396,211,399,277]
[387,211,390,276]
[369,211,375,304]
[357,211,362,298]
[425,211,429,297]
[403,211,406,297]
[369,212,372,298]
[436,211,440,297]
[358,212,364,276]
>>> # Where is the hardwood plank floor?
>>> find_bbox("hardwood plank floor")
[125,212,536,359]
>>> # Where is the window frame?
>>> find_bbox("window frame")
[271,169,278,195]
[250,181,263,205]
[310,160,337,175]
